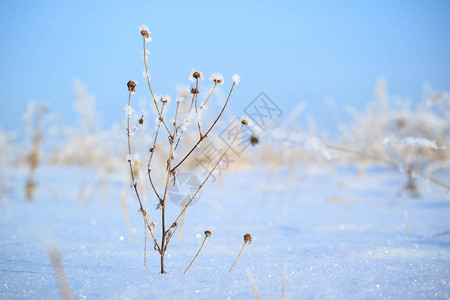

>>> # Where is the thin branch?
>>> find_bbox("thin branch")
[142,37,172,137]
[194,78,203,138]
[200,82,218,109]
[147,102,166,202]
[171,82,236,173]
[183,234,209,274]
[159,101,180,259]
[246,269,260,299]
[229,241,248,273]
[169,124,244,235]
[404,211,412,248]
[127,91,160,252]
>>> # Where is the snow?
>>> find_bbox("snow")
[0,165,449,299]
[232,74,241,84]
[400,137,440,150]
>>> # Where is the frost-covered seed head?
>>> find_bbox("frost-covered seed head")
[205,230,211,237]
[127,80,136,92]
[232,74,241,84]
[189,69,204,82]
[176,96,184,103]
[193,72,201,79]
[209,73,224,84]
[160,95,171,104]
[244,233,252,243]
[139,24,150,37]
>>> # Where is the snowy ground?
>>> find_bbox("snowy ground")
[1,164,449,299]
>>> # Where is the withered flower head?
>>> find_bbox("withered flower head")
[250,135,259,146]
[193,71,201,79]
[138,117,144,125]
[139,24,150,38]
[241,119,249,125]
[189,69,204,82]
[244,233,252,244]
[205,230,211,237]
[191,88,199,94]
[209,73,224,84]
[127,80,136,92]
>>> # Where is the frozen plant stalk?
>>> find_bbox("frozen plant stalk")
[125,24,245,273]
[229,234,252,273]
[183,230,211,274]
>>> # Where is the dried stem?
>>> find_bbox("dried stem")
[183,235,209,274]
[47,245,73,300]
[200,82,218,109]
[121,193,132,241]
[169,124,244,233]
[177,196,188,238]
[127,91,160,252]
[147,102,165,202]
[246,269,260,299]
[404,211,412,248]
[159,101,180,273]
[282,265,287,298]
[194,78,203,138]
[229,241,248,273]
[142,37,172,137]
[171,82,236,173]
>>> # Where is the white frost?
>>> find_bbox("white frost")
[124,105,135,116]
[401,137,439,150]
[232,73,241,84]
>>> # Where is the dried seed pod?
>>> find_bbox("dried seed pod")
[244,233,252,244]
[241,119,248,125]
[127,80,136,92]
[205,230,211,237]
[192,71,201,79]
[249,135,259,146]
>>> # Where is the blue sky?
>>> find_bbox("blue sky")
[1,0,449,133]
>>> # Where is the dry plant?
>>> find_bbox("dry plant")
[246,269,260,299]
[282,264,287,298]
[23,102,50,200]
[121,192,132,241]
[183,230,211,274]
[403,211,412,248]
[229,234,252,273]
[47,244,73,300]
[125,24,245,273]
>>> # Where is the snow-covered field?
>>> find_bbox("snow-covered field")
[1,164,449,299]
